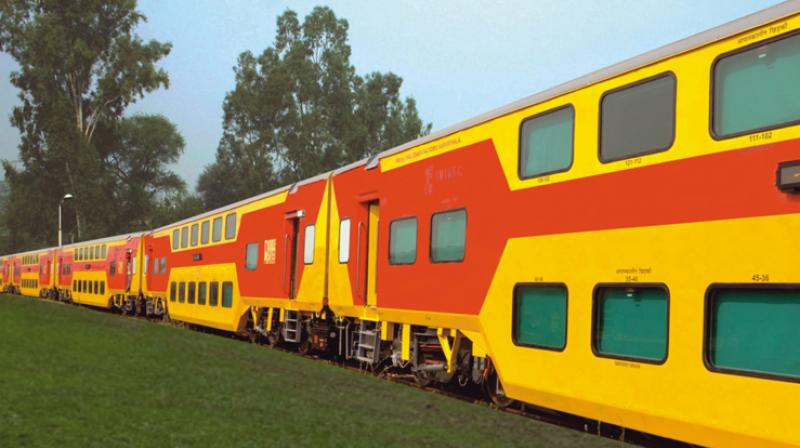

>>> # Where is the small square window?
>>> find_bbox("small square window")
[514,284,568,350]
[593,285,668,363]
[520,105,574,179]
[431,209,467,263]
[389,217,417,265]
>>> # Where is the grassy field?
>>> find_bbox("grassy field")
[0,294,624,447]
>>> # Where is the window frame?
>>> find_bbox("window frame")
[517,104,576,180]
[703,283,800,383]
[710,30,800,140]
[429,208,468,264]
[598,71,677,164]
[388,216,418,265]
[591,282,670,365]
[512,282,569,352]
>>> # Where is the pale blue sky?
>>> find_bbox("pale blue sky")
[0,0,782,187]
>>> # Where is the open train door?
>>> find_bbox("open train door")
[284,210,302,299]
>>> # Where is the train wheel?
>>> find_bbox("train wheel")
[266,329,281,347]
[483,368,514,409]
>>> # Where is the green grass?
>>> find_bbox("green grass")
[0,294,624,447]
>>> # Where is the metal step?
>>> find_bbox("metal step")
[282,310,302,343]
[354,320,381,364]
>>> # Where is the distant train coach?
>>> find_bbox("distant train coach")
[3,3,800,446]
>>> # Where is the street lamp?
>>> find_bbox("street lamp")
[58,193,74,248]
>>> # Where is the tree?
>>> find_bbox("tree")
[0,0,173,250]
[198,6,431,208]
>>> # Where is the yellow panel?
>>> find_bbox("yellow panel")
[366,203,379,307]
[380,14,800,198]
[480,213,800,447]
[167,263,245,332]
[326,183,355,308]
[295,181,329,308]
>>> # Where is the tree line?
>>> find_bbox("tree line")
[0,1,430,252]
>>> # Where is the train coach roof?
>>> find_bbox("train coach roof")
[152,1,797,235]
[367,0,799,165]
[59,231,144,251]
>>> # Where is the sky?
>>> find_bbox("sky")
[0,0,784,188]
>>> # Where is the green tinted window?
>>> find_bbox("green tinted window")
[209,282,219,307]
[198,282,207,305]
[222,281,233,308]
[431,209,467,262]
[245,242,258,271]
[600,74,676,162]
[520,106,574,178]
[708,288,800,380]
[714,33,800,137]
[389,217,417,264]
[595,286,668,362]
[514,285,567,350]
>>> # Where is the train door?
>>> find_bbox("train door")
[365,202,379,307]
[284,212,301,299]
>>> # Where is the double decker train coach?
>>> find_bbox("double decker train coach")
[320,3,800,447]
[59,233,147,312]
[141,174,329,338]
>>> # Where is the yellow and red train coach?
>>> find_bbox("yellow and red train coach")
[3,3,800,446]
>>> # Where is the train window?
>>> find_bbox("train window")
[169,282,176,301]
[101,245,106,259]
[431,209,467,263]
[599,73,676,163]
[513,284,568,350]
[132,256,137,274]
[95,246,101,259]
[245,242,259,270]
[160,256,166,274]
[190,223,199,247]
[221,281,233,308]
[519,105,574,179]
[713,32,800,138]
[212,217,223,242]
[172,229,179,250]
[110,262,116,276]
[72,280,76,290]
[303,225,315,265]
[593,285,668,363]
[178,282,186,303]
[90,246,95,260]
[338,218,351,263]
[209,282,219,307]
[198,282,207,305]
[144,255,148,275]
[99,281,105,295]
[188,282,196,304]
[180,227,188,249]
[225,213,236,240]
[706,287,800,381]
[389,217,417,265]
[152,256,158,275]
[83,280,88,292]
[201,220,210,245]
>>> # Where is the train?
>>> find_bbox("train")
[2,2,800,446]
